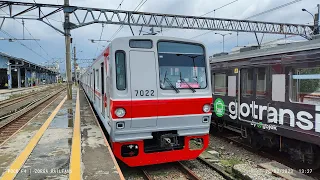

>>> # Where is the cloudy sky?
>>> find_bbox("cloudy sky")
[0,0,319,72]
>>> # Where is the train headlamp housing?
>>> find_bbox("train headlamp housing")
[115,108,126,118]
[203,104,211,113]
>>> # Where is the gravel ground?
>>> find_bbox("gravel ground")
[147,164,188,180]
[182,159,225,180]
[209,134,320,180]
[209,134,271,166]
[233,163,283,180]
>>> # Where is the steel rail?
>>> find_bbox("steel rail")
[176,162,201,180]
[0,87,65,144]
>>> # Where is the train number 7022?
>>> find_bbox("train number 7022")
[135,90,155,96]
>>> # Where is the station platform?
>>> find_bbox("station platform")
[0,87,124,180]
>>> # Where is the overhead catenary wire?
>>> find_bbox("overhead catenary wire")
[245,0,302,20]
[109,0,148,41]
[56,0,63,22]
[190,0,303,39]
[0,28,49,61]
[0,8,53,60]
[94,24,106,57]
[161,0,240,35]
[32,0,61,36]
[133,0,145,11]
[200,0,239,17]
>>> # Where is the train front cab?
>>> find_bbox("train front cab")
[108,37,212,167]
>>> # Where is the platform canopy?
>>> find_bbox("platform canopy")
[0,52,58,74]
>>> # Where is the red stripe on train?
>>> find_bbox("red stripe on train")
[110,97,212,119]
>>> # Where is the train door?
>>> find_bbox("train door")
[226,68,239,124]
[90,72,92,101]
[212,69,234,126]
[238,67,270,137]
[238,68,255,137]
[106,76,111,119]
[254,66,270,125]
[93,69,96,103]
[101,63,105,117]
[129,50,158,128]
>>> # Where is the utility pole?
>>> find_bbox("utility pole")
[22,19,24,39]
[317,4,320,34]
[215,32,232,53]
[73,45,77,86]
[64,0,72,100]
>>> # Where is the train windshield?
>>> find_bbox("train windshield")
[158,41,207,91]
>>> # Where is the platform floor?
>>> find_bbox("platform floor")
[0,87,124,180]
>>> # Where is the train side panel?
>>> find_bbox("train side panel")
[211,39,320,168]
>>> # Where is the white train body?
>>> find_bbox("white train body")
[80,36,212,167]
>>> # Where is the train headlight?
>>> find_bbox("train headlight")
[203,104,211,113]
[115,108,126,118]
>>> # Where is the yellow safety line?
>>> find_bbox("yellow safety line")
[69,88,81,180]
[0,95,67,180]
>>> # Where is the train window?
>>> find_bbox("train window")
[228,76,236,97]
[256,68,267,97]
[290,67,320,105]
[96,69,99,89]
[272,74,285,102]
[213,73,227,95]
[158,41,207,90]
[115,51,126,90]
[241,69,253,97]
[129,40,152,49]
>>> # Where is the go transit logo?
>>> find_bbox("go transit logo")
[214,98,225,117]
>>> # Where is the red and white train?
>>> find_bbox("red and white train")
[80,36,212,167]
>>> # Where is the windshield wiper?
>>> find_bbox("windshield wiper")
[180,72,196,93]
[163,71,180,93]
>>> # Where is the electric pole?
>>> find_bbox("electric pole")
[215,32,232,53]
[317,4,320,34]
[64,0,72,100]
[73,45,77,86]
[22,19,24,39]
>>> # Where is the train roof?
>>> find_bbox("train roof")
[112,35,204,45]
[211,38,320,63]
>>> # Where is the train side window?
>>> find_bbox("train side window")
[96,69,99,90]
[213,73,227,95]
[228,76,236,97]
[290,67,320,105]
[241,69,253,97]
[115,51,126,90]
[272,74,285,102]
[256,68,267,97]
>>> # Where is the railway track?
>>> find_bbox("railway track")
[0,90,42,109]
[216,132,320,179]
[140,162,201,180]
[0,88,55,119]
[0,87,65,145]
[196,157,235,180]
